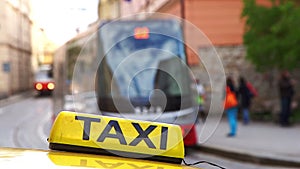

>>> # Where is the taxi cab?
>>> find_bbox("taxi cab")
[0,111,208,169]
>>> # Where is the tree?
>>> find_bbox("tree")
[242,0,300,71]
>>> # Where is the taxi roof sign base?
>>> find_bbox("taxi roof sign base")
[49,143,183,164]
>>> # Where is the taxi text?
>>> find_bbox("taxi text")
[75,116,169,150]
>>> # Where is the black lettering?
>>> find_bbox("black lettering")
[160,127,168,150]
[129,123,156,149]
[127,163,152,169]
[97,120,127,145]
[75,116,100,140]
[95,160,123,168]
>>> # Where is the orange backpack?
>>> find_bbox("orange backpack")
[224,86,238,109]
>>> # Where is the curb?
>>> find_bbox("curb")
[195,145,300,168]
[0,91,35,107]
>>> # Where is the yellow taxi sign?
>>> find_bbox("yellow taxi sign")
[48,111,185,164]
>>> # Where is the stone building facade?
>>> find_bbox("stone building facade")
[0,0,32,98]
[98,0,120,20]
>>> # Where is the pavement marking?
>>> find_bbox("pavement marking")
[0,108,3,115]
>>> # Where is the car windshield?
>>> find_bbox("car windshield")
[35,70,52,82]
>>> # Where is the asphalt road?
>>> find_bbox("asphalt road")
[0,96,52,150]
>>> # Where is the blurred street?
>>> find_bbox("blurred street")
[0,94,299,168]
[1,0,300,168]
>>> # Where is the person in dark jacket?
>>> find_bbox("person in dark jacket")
[278,71,295,127]
[238,77,253,125]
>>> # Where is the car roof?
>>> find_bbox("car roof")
[0,147,201,169]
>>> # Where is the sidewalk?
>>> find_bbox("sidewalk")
[195,119,300,167]
[0,91,35,107]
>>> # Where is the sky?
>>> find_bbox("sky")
[31,0,99,45]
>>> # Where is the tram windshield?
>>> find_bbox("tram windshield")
[96,20,196,113]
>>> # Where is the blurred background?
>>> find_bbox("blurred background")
[0,0,299,168]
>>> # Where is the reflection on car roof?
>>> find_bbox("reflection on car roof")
[0,147,199,169]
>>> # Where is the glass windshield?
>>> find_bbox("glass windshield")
[96,20,195,112]
[35,70,53,82]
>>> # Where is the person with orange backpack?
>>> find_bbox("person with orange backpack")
[224,76,239,137]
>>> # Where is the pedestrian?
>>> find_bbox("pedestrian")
[196,79,206,122]
[238,76,254,125]
[278,70,295,127]
[224,76,239,137]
